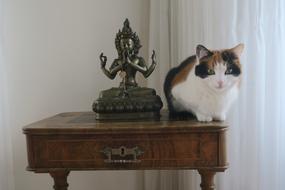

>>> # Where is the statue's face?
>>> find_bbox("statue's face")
[120,38,134,52]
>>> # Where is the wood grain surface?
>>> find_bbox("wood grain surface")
[23,111,228,190]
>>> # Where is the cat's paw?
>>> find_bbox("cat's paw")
[214,113,226,121]
[196,113,213,122]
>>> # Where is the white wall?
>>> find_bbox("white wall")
[3,0,150,190]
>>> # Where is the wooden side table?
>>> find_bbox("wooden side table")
[23,111,228,190]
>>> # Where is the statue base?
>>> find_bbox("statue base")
[92,87,163,120]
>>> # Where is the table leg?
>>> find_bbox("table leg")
[198,170,216,190]
[49,170,70,190]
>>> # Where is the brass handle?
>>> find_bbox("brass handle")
[101,146,144,164]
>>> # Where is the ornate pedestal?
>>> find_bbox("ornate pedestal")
[93,87,163,120]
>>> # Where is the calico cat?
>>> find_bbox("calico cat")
[164,44,244,122]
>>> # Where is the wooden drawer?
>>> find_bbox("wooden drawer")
[27,132,219,170]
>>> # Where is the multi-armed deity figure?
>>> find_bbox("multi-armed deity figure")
[93,19,162,120]
[99,19,156,88]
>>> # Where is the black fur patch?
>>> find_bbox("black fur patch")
[195,63,209,79]
[222,51,241,76]
[221,51,237,62]
[226,63,241,76]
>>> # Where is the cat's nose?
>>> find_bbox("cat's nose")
[218,81,224,88]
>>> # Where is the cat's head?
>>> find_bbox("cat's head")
[195,44,244,92]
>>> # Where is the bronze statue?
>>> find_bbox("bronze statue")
[93,19,163,120]
[99,19,156,88]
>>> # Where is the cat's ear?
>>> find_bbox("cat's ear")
[196,45,213,59]
[231,43,244,57]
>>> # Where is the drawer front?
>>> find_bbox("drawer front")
[28,133,219,170]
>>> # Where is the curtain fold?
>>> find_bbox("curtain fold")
[147,0,285,189]
[0,1,14,189]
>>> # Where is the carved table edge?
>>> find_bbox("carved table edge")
[26,165,229,173]
[23,127,228,135]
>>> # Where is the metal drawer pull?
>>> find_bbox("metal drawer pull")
[101,146,144,163]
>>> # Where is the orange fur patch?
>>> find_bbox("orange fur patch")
[171,61,195,88]
[206,51,223,67]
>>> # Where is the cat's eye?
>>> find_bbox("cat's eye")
[225,68,233,75]
[207,69,215,75]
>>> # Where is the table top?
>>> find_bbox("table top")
[23,111,228,135]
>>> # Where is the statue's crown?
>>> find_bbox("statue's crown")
[121,19,132,37]
[115,19,141,52]
[117,19,135,39]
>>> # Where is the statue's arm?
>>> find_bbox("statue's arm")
[138,50,156,78]
[127,54,156,78]
[101,67,116,79]
[127,57,148,73]
[100,53,121,79]
[144,51,157,77]
[102,60,122,79]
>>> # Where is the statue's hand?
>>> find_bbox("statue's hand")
[151,50,156,63]
[122,51,130,63]
[100,53,107,68]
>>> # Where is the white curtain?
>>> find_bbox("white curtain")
[0,1,14,189]
[146,0,285,190]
